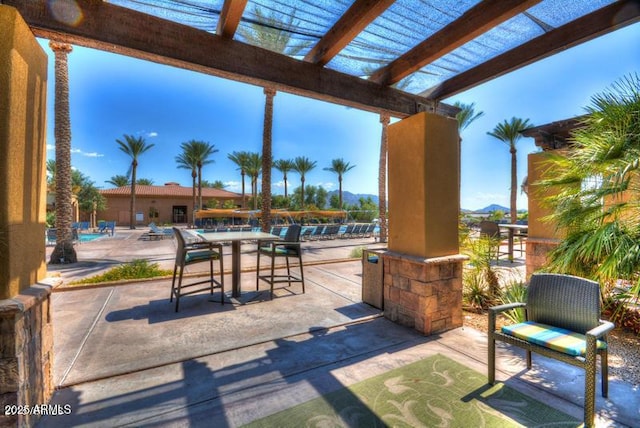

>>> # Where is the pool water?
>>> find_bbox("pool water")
[79,233,106,242]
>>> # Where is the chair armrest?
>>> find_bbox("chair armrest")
[488,302,526,333]
[587,320,615,339]
[489,302,525,314]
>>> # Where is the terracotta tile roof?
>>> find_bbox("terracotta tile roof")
[100,183,241,198]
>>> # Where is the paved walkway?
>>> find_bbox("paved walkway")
[39,228,638,427]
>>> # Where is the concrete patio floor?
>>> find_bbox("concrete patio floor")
[40,228,639,427]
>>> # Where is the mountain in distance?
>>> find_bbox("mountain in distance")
[327,190,379,207]
[474,204,510,213]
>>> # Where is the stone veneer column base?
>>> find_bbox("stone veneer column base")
[0,280,58,428]
[526,238,560,278]
[382,251,467,335]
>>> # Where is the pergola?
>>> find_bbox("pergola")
[4,0,639,116]
[1,1,640,424]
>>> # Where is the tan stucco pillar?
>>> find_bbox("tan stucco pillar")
[379,112,464,335]
[0,6,56,426]
[526,151,565,277]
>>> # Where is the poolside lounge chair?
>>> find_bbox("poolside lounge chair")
[146,222,173,240]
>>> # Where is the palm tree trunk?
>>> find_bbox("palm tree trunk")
[378,113,389,243]
[191,170,196,224]
[240,171,246,209]
[49,41,77,264]
[283,172,288,199]
[197,164,203,212]
[510,146,517,224]
[338,176,343,210]
[130,160,137,229]
[301,177,305,210]
[261,87,276,231]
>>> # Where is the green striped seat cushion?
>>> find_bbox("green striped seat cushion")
[185,250,219,263]
[259,246,298,256]
[501,321,607,357]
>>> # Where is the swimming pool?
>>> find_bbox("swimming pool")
[79,233,107,242]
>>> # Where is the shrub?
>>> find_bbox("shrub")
[498,280,528,324]
[70,259,173,285]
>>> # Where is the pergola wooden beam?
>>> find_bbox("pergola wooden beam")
[369,0,541,86]
[303,0,395,66]
[3,0,455,118]
[423,0,640,101]
[216,0,248,38]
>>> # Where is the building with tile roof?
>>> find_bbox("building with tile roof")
[99,182,242,227]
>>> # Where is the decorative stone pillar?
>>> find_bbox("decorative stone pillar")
[0,6,56,427]
[383,111,464,335]
[383,251,466,335]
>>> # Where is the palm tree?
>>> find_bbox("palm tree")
[237,6,310,230]
[245,152,262,210]
[136,178,154,185]
[46,159,56,193]
[454,101,485,137]
[176,147,198,218]
[324,158,355,210]
[487,117,532,224]
[49,41,76,264]
[116,134,155,229]
[539,73,640,303]
[105,174,130,188]
[181,140,217,211]
[274,159,295,200]
[293,156,317,210]
[228,150,251,208]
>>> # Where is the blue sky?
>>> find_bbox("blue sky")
[39,22,639,211]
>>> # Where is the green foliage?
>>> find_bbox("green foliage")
[539,73,640,306]
[46,212,56,228]
[498,281,528,324]
[488,210,505,221]
[345,197,378,222]
[69,259,172,285]
[349,246,365,258]
[462,268,493,311]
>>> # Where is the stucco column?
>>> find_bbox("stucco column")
[381,112,464,335]
[0,6,57,427]
[526,151,566,277]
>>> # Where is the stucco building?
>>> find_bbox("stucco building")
[99,182,242,226]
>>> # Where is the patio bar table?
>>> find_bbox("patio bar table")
[197,231,280,298]
[498,224,528,262]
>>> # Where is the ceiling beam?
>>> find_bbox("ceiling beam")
[423,0,640,101]
[216,0,248,38]
[2,0,456,118]
[369,0,541,86]
[303,0,395,66]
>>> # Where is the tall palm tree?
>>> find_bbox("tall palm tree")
[245,152,262,210]
[136,178,154,185]
[454,101,485,137]
[273,158,295,200]
[237,6,309,230]
[487,117,532,224]
[182,140,217,211]
[105,174,130,188]
[378,113,390,243]
[228,150,251,208]
[49,41,76,264]
[324,158,356,210]
[175,148,198,219]
[293,156,317,210]
[116,134,155,229]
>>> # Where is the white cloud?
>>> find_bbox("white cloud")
[46,144,55,151]
[71,147,104,157]
[147,132,158,138]
[316,182,335,191]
